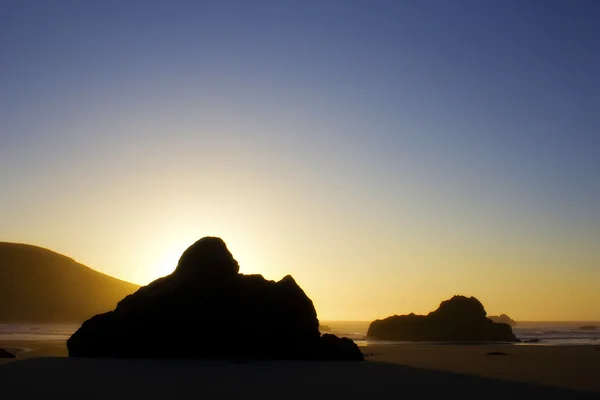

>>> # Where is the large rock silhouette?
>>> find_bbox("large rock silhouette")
[67,237,362,361]
[367,295,519,342]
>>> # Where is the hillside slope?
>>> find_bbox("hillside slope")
[0,242,139,322]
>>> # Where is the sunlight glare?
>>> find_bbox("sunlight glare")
[154,243,189,278]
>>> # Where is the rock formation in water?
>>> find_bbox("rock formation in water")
[579,325,597,331]
[488,314,517,326]
[524,338,541,343]
[67,237,363,361]
[367,295,519,342]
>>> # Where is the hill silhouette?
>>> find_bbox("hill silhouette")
[0,242,139,323]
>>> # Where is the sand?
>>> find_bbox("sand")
[365,343,600,394]
[1,340,599,399]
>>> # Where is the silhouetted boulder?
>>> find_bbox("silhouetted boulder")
[488,314,517,326]
[318,334,364,360]
[579,326,597,331]
[67,237,363,361]
[367,296,519,342]
[0,349,16,358]
[524,338,541,343]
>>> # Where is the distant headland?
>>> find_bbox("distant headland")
[0,242,139,323]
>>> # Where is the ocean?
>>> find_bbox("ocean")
[0,323,80,341]
[1,321,599,346]
[321,321,600,346]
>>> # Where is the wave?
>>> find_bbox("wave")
[0,323,79,341]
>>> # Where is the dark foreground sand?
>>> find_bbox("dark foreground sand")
[1,341,599,399]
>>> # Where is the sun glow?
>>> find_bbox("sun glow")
[147,227,268,283]
[145,232,205,281]
[154,245,186,279]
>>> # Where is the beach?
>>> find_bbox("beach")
[2,340,599,399]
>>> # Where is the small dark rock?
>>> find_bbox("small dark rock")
[0,349,16,358]
[486,351,507,356]
[579,325,597,331]
[524,338,541,343]
[317,334,364,361]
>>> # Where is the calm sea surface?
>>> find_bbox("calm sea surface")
[1,320,599,346]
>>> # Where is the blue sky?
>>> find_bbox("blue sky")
[1,1,599,319]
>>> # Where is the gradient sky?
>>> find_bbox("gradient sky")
[1,0,599,321]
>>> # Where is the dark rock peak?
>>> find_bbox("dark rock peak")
[488,314,517,326]
[174,236,239,281]
[429,295,487,320]
[280,274,296,284]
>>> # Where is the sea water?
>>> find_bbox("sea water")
[512,321,600,346]
[1,321,599,346]
[0,323,80,341]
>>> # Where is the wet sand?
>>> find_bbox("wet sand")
[1,340,599,399]
[365,343,600,394]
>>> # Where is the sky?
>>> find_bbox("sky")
[1,0,599,321]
